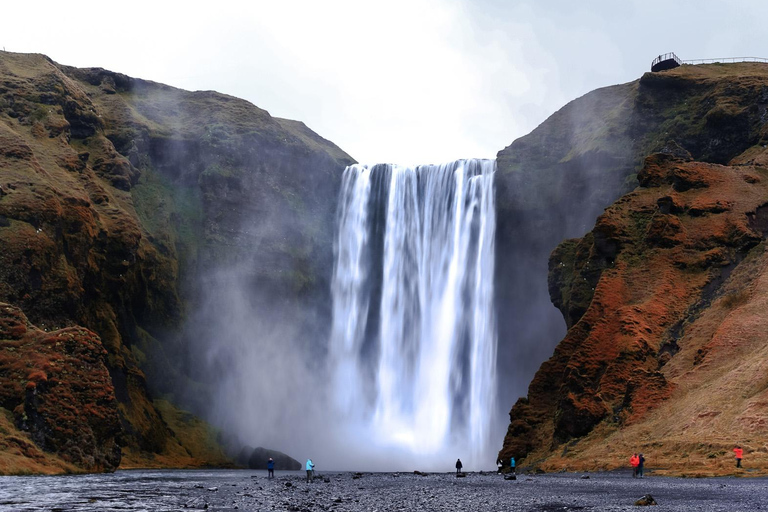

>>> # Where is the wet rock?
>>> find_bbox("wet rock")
[634,494,657,506]
[245,447,302,470]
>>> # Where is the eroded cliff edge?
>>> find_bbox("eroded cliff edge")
[499,63,768,475]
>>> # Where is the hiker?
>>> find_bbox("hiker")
[638,453,645,478]
[734,446,743,468]
[510,456,516,474]
[456,458,463,474]
[630,453,639,478]
[267,457,275,479]
[306,458,315,482]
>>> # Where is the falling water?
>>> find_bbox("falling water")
[330,159,497,466]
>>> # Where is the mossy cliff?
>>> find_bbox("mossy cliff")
[498,63,768,475]
[0,51,352,472]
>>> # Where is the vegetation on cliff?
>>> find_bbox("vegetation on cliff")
[499,63,768,475]
[0,51,353,473]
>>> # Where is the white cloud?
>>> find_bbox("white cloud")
[4,0,768,163]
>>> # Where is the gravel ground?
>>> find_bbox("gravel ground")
[1,468,767,511]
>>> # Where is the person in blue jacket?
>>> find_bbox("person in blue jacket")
[306,458,315,483]
[510,457,516,474]
[267,457,275,479]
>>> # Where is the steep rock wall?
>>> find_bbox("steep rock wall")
[0,51,353,472]
[499,63,768,473]
[495,63,768,412]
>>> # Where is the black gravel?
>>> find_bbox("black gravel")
[1,469,766,511]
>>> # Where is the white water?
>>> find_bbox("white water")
[330,159,497,467]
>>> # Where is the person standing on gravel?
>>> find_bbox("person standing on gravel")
[306,458,315,482]
[267,457,275,479]
[638,453,645,478]
[455,458,463,474]
[510,457,516,474]
[734,446,743,468]
[630,453,639,477]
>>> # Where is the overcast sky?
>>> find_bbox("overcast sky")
[4,0,767,164]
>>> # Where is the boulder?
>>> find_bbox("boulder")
[634,494,657,506]
[246,447,301,470]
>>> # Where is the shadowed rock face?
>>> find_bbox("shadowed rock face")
[0,51,353,472]
[497,63,768,472]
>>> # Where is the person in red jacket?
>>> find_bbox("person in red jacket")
[734,446,743,468]
[630,453,640,477]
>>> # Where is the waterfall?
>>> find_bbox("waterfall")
[330,159,497,466]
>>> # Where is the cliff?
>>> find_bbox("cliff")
[499,63,768,475]
[0,51,353,472]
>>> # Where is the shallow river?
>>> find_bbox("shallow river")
[1,469,767,511]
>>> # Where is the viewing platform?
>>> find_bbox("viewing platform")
[651,53,682,72]
[652,52,768,72]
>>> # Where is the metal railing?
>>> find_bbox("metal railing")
[652,52,682,68]
[683,56,768,65]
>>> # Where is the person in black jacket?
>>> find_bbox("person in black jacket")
[455,458,463,474]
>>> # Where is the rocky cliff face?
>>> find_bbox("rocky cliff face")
[499,63,768,474]
[0,303,120,472]
[0,51,353,472]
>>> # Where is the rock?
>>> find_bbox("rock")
[456,473,466,478]
[0,304,121,472]
[246,447,301,470]
[207,487,218,492]
[581,475,590,479]
[635,494,657,506]
[504,474,517,480]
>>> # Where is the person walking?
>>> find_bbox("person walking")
[306,458,315,483]
[510,457,516,474]
[455,458,463,474]
[638,453,645,478]
[267,457,275,479]
[734,446,743,468]
[630,453,639,478]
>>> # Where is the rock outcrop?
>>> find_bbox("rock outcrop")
[243,447,301,470]
[499,63,768,474]
[0,303,121,471]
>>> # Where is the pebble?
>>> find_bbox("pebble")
[5,470,768,511]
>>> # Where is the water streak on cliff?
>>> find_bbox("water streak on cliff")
[331,159,497,464]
